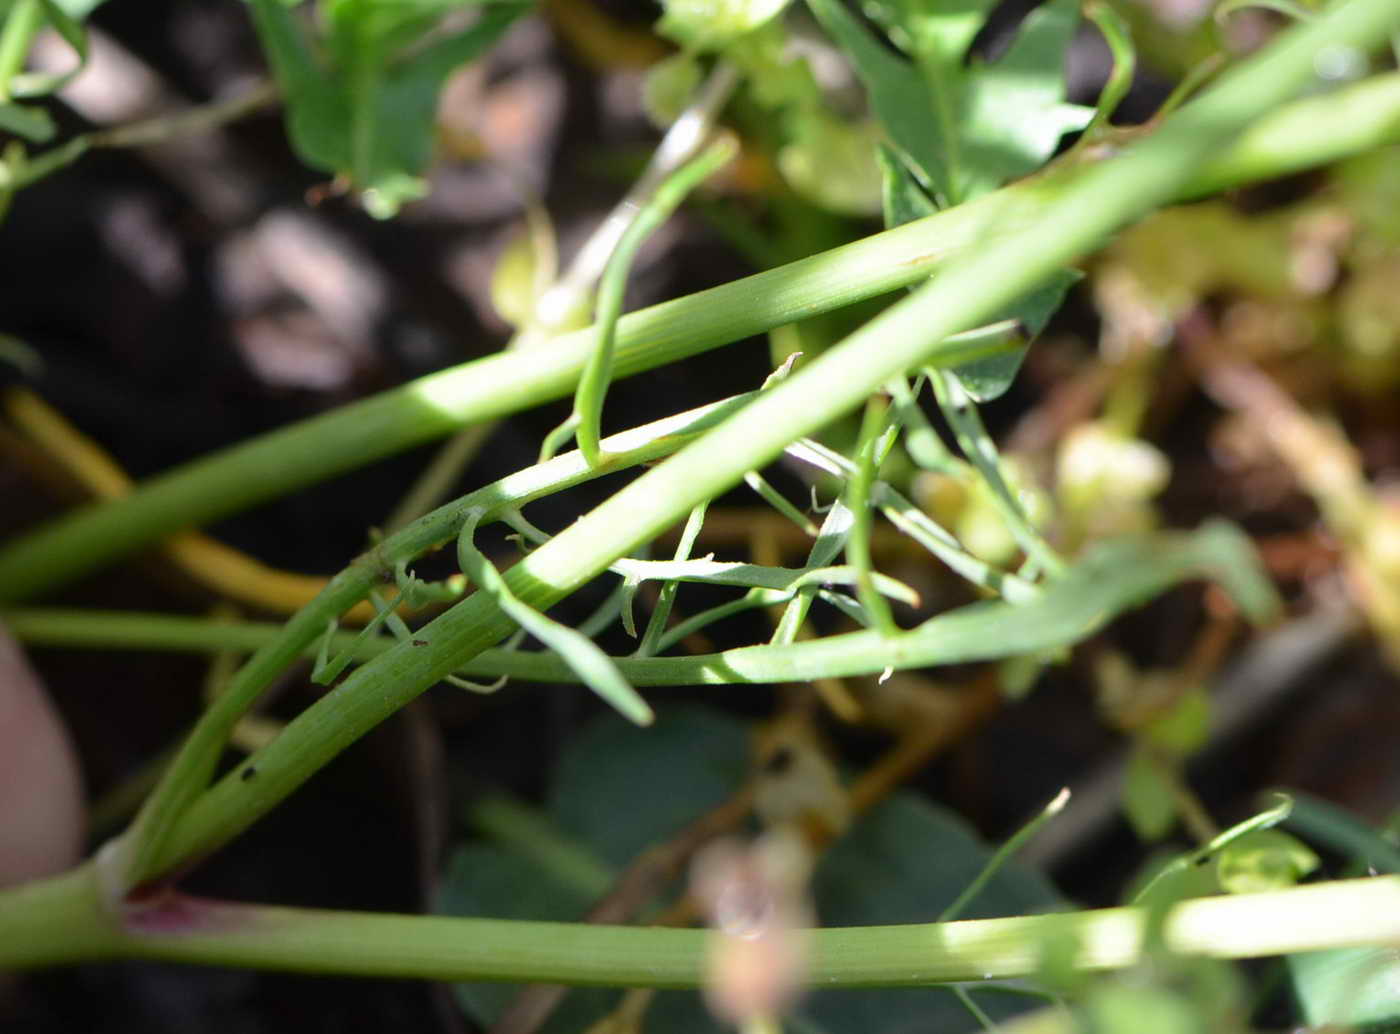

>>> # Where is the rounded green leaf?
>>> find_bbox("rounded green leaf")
[1216,829,1319,894]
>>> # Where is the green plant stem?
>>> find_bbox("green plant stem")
[119,333,1014,885]
[1178,70,1400,198]
[1083,1,1135,133]
[140,0,1399,882]
[467,793,615,898]
[930,370,1066,577]
[952,986,1000,1033]
[3,532,1273,690]
[0,0,42,102]
[18,0,1400,893]
[116,392,766,886]
[128,522,1265,886]
[846,397,899,635]
[1,80,279,194]
[574,135,737,466]
[381,421,496,533]
[1131,794,1293,905]
[0,526,1269,686]
[3,69,1399,603]
[940,788,1071,923]
[636,501,707,657]
[3,864,1400,985]
[0,186,1017,603]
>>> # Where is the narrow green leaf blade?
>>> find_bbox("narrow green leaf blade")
[950,267,1081,401]
[804,0,949,200]
[507,598,654,726]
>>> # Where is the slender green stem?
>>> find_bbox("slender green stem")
[18,0,1400,892]
[0,523,1247,686]
[1177,70,1400,198]
[637,501,707,657]
[743,472,817,537]
[1,80,278,194]
[456,506,653,725]
[931,370,1066,577]
[117,392,762,887]
[89,80,280,148]
[382,421,497,534]
[3,864,1400,986]
[573,136,737,466]
[953,985,1000,1033]
[0,0,42,102]
[846,396,899,635]
[467,793,615,897]
[3,69,1399,602]
[940,788,1071,923]
[772,498,853,645]
[1131,795,1293,905]
[1082,1,1135,133]
[0,186,1015,603]
[145,0,1363,856]
[874,484,1040,604]
[115,521,1265,884]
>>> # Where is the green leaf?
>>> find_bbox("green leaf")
[949,267,1080,401]
[438,704,1064,1033]
[245,0,350,172]
[877,142,936,230]
[807,0,1091,206]
[802,792,1063,1033]
[1124,749,1176,842]
[0,100,52,141]
[245,0,529,217]
[1289,946,1400,1030]
[958,0,1093,193]
[1215,829,1318,893]
[1085,983,1204,1034]
[436,843,623,1033]
[877,147,1078,400]
[1142,685,1211,758]
[549,704,750,867]
[457,510,653,725]
[777,110,882,216]
[804,0,948,199]
[8,0,89,99]
[656,0,793,51]
[642,52,702,127]
[48,0,106,17]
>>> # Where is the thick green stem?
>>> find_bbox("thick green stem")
[2,70,1398,602]
[0,863,124,967]
[3,865,1399,986]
